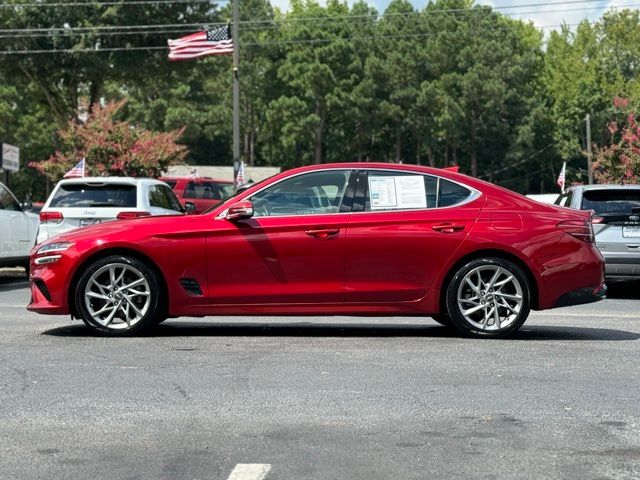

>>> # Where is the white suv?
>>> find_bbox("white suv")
[0,182,39,270]
[37,177,187,244]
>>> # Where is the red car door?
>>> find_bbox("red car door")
[345,170,483,302]
[206,170,355,304]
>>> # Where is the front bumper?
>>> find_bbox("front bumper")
[26,254,72,315]
[553,282,607,308]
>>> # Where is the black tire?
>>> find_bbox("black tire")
[75,255,163,336]
[445,257,531,339]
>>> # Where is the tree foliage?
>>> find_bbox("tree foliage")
[30,101,187,181]
[2,0,640,199]
[593,98,640,184]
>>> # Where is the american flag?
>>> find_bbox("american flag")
[557,161,566,193]
[64,158,85,178]
[236,161,246,188]
[168,25,233,61]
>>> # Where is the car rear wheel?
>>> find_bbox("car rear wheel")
[445,258,530,338]
[75,255,162,336]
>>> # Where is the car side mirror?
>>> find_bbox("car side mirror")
[226,200,254,221]
[184,201,196,214]
[22,200,32,211]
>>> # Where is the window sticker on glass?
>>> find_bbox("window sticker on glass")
[369,175,427,210]
[369,176,397,208]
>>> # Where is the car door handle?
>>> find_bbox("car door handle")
[432,223,465,233]
[305,228,340,239]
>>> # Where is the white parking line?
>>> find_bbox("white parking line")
[534,312,639,318]
[226,464,271,480]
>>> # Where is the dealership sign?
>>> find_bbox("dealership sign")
[2,143,19,172]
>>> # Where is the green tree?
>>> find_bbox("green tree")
[30,100,186,181]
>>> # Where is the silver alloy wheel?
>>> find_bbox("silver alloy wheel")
[456,265,523,332]
[83,262,151,330]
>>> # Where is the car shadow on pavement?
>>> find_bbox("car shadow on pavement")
[605,280,640,300]
[0,276,29,292]
[42,322,640,341]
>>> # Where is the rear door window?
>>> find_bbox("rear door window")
[363,171,471,211]
[49,183,137,208]
[149,185,183,211]
[582,189,640,215]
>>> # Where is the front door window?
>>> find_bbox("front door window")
[250,170,350,217]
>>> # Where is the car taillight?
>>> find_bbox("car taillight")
[116,211,151,220]
[591,215,606,224]
[557,219,595,243]
[39,211,63,224]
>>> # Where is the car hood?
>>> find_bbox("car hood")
[42,213,188,245]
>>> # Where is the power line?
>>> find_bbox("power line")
[0,0,216,7]
[0,45,168,53]
[244,4,637,31]
[0,27,200,39]
[0,23,588,54]
[479,144,554,179]
[0,0,605,13]
[0,1,618,40]
[239,0,612,26]
[0,0,613,34]
[0,4,621,39]
[0,22,214,33]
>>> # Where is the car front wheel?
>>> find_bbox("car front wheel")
[445,257,531,338]
[75,255,163,336]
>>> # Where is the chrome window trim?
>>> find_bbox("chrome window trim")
[216,167,482,219]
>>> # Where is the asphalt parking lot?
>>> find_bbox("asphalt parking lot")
[1,269,639,480]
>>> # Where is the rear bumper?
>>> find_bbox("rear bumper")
[553,282,607,308]
[602,253,640,278]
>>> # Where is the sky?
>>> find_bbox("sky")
[268,0,638,30]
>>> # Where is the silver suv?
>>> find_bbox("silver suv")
[37,177,189,244]
[556,184,640,281]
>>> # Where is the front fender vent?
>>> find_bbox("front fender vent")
[33,278,52,302]
[179,278,203,297]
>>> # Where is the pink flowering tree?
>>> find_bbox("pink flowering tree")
[30,100,187,181]
[593,97,640,184]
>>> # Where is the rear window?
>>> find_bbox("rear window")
[439,179,472,207]
[163,180,177,189]
[582,189,640,215]
[49,184,137,208]
[184,181,234,200]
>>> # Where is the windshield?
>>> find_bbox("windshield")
[582,189,640,215]
[49,183,137,208]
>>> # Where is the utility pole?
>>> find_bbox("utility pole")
[232,0,240,184]
[585,113,593,185]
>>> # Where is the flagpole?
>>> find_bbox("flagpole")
[232,0,240,185]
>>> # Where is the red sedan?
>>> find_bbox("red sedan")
[28,163,606,338]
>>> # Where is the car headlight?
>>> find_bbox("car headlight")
[37,242,74,254]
